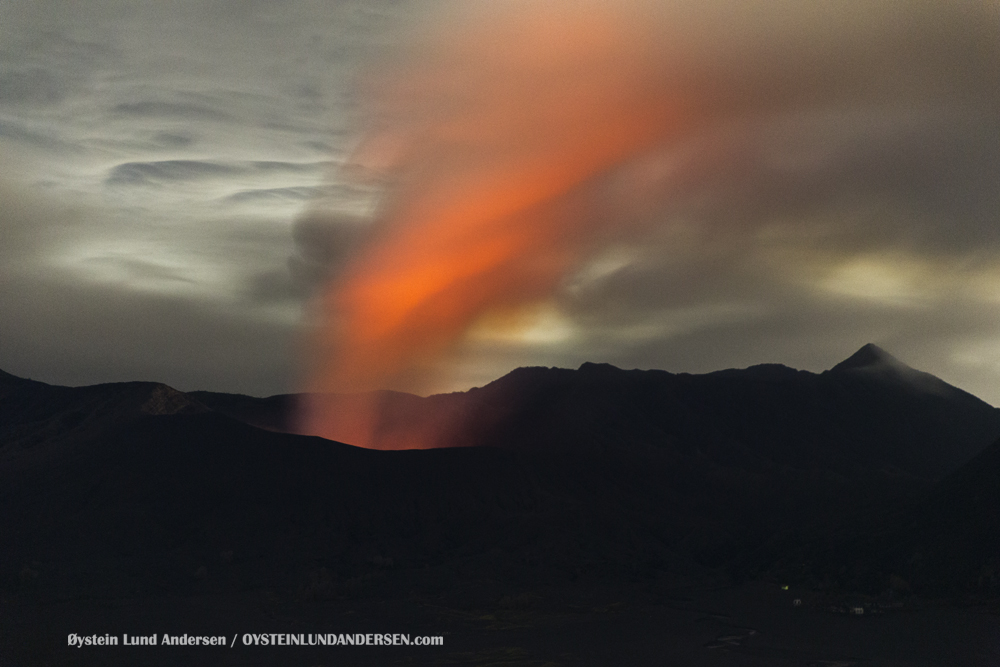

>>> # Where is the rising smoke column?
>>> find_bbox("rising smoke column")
[299,1,687,447]
[299,0,1000,448]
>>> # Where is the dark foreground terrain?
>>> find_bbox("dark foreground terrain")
[2,345,999,665]
[5,580,1000,666]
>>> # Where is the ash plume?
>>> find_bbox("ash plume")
[297,0,1000,448]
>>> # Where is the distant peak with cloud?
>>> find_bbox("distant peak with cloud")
[828,343,984,402]
[830,343,903,373]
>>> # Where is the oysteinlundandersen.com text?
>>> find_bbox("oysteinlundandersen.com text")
[67,632,444,648]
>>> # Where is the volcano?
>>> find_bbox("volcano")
[2,345,999,666]
[199,343,999,479]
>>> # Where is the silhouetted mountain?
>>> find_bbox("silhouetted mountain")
[771,434,1000,598]
[1,345,999,607]
[0,371,205,459]
[1,411,577,600]
[830,342,900,371]
[915,436,1000,594]
[879,434,1000,596]
[289,345,1000,481]
[187,389,296,432]
[0,368,28,384]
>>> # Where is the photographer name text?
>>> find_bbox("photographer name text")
[67,633,444,648]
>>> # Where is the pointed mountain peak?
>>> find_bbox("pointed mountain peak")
[826,344,969,400]
[830,344,906,373]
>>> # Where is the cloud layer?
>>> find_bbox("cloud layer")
[2,0,1000,414]
[0,0,398,394]
[298,0,1000,425]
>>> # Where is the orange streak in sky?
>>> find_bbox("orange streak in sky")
[290,0,1000,448]
[300,2,685,448]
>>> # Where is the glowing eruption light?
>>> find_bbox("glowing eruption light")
[300,2,685,448]
[298,0,1000,449]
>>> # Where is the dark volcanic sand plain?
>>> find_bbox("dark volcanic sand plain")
[5,581,1000,666]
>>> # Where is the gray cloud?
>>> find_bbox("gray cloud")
[0,176,301,394]
[225,186,326,204]
[0,178,80,266]
[80,256,198,286]
[245,269,309,304]
[0,32,117,116]
[646,110,1000,253]
[105,160,327,186]
[152,132,196,148]
[0,272,297,395]
[551,109,1000,392]
[288,212,370,291]
[4,0,1000,406]
[111,101,233,121]
[0,67,67,106]
[105,160,243,185]
[0,0,404,397]
[290,0,1000,400]
[0,120,74,152]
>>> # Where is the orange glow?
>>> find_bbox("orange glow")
[299,1,687,447]
[286,0,1000,448]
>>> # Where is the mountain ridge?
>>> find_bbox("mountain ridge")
[286,344,1000,480]
[2,343,1000,605]
[5,344,997,480]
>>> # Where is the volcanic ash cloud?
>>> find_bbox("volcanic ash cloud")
[297,0,1000,448]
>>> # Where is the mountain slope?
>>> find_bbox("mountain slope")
[779,435,1000,597]
[0,409,710,601]
[2,345,999,602]
[0,371,205,466]
[296,345,1000,480]
[204,345,1000,480]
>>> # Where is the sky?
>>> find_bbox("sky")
[2,0,1000,405]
